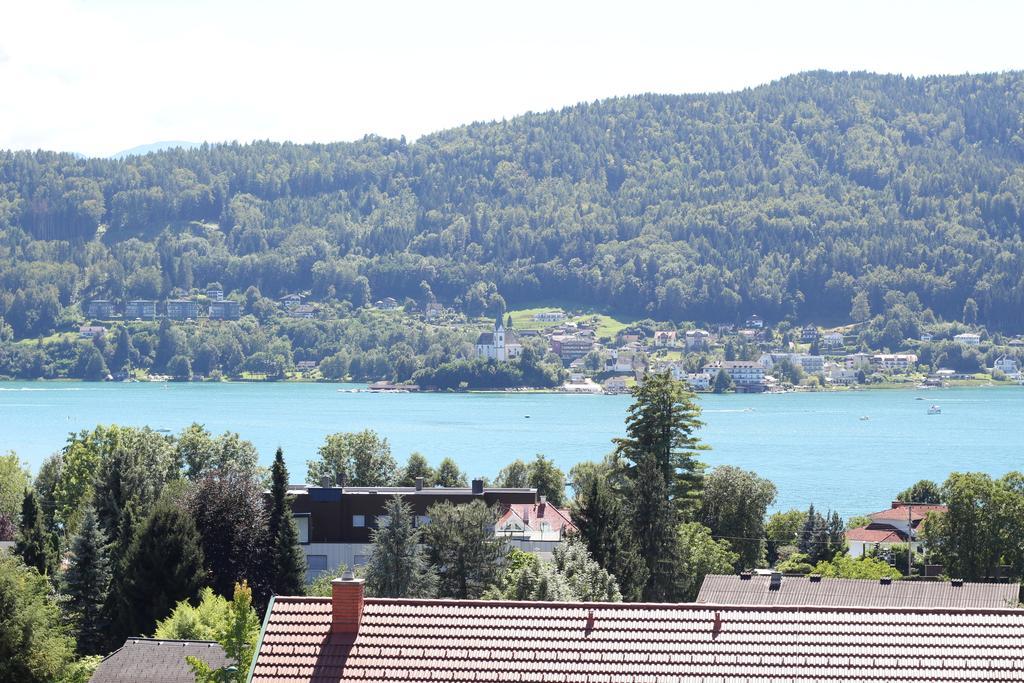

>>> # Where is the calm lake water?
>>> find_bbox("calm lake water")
[1,381,1021,517]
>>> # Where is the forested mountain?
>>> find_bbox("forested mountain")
[2,70,1024,336]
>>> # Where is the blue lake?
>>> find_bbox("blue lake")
[1,381,1021,518]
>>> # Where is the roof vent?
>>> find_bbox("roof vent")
[768,572,782,591]
[809,574,822,583]
[880,576,892,586]
[739,571,753,581]
[415,476,424,491]
[471,478,484,495]
[951,578,964,587]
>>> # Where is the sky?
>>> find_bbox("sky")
[1,0,1022,158]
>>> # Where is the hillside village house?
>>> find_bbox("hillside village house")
[994,355,1020,378]
[870,353,918,372]
[550,333,592,363]
[424,301,443,320]
[209,299,241,320]
[844,500,947,558]
[844,352,872,369]
[78,325,107,338]
[374,297,400,310]
[531,309,566,322]
[166,299,201,320]
[757,352,790,370]
[653,329,677,347]
[920,332,934,342]
[248,574,1024,683]
[745,313,764,328]
[703,360,766,391]
[602,375,629,392]
[686,371,711,391]
[284,480,549,581]
[684,328,711,350]
[205,286,224,301]
[606,349,643,374]
[87,299,115,319]
[799,324,819,343]
[792,354,824,375]
[125,299,157,320]
[279,293,304,310]
[954,332,981,346]
[475,319,521,361]
[824,362,857,385]
[822,331,845,348]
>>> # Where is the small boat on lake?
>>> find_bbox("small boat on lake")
[928,405,942,415]
[859,415,870,421]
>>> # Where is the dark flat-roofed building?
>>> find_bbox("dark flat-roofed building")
[125,299,157,320]
[697,573,1020,609]
[248,574,1024,683]
[286,480,539,580]
[209,299,240,320]
[90,638,229,682]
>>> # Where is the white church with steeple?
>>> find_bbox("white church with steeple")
[475,317,522,361]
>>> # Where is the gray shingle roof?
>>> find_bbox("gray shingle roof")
[697,573,1020,608]
[90,639,231,682]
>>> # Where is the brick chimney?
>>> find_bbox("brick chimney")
[331,571,365,635]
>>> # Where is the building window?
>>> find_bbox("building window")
[353,554,369,567]
[307,555,328,572]
[416,515,430,527]
[293,514,310,544]
[352,515,365,528]
[375,515,390,529]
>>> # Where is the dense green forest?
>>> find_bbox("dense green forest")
[1,71,1023,372]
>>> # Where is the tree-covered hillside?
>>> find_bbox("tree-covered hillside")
[2,70,1024,334]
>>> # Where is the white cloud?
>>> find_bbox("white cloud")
[1,0,1022,157]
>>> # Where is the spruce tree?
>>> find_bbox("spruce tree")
[268,448,305,596]
[117,499,206,639]
[15,489,56,576]
[62,505,112,655]
[364,496,436,598]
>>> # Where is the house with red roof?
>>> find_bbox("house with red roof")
[495,497,577,551]
[845,500,947,557]
[247,573,1024,683]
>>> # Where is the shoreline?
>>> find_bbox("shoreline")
[0,377,1015,395]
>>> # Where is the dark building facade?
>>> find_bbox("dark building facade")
[288,480,537,545]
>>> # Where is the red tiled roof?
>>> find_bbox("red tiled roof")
[845,524,908,543]
[869,503,947,522]
[496,503,577,535]
[249,596,1024,682]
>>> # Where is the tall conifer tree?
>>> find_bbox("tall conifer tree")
[364,496,436,598]
[116,500,206,639]
[268,448,305,596]
[62,505,112,654]
[15,489,56,577]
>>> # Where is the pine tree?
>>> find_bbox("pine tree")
[364,496,436,598]
[268,448,305,596]
[15,489,56,577]
[117,500,206,639]
[62,505,112,655]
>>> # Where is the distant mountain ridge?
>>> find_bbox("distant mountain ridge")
[109,141,200,159]
[2,70,1024,332]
